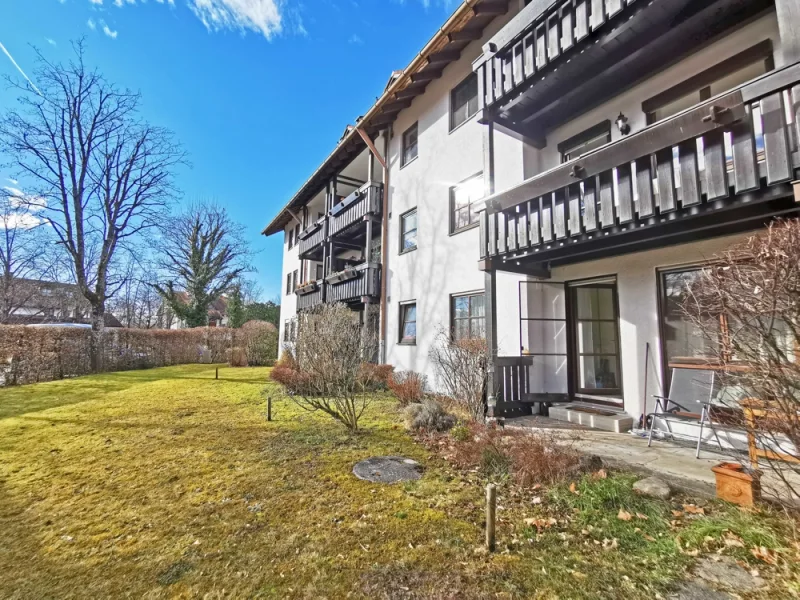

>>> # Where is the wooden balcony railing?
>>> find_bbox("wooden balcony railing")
[329,183,383,238]
[494,356,536,418]
[298,221,325,258]
[296,280,325,311]
[475,0,636,113]
[325,263,381,304]
[479,64,800,263]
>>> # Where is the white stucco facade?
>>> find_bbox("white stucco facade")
[276,3,790,421]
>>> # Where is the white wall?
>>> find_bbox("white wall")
[384,3,525,383]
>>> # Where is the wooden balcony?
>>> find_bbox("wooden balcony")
[329,183,383,238]
[325,263,381,304]
[298,220,325,259]
[296,280,324,311]
[473,0,770,139]
[478,64,800,271]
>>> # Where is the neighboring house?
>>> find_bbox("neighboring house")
[3,278,123,327]
[167,292,230,329]
[263,0,800,439]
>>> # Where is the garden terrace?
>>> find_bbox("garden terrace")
[478,63,800,273]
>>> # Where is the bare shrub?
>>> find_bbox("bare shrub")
[289,303,378,431]
[681,219,800,500]
[404,400,457,433]
[444,424,580,486]
[239,320,278,366]
[228,347,248,367]
[430,328,488,421]
[388,370,427,406]
[359,363,394,392]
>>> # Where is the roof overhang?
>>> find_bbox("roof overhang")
[262,0,510,237]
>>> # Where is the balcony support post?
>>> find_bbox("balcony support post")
[776,0,800,64]
[484,265,499,419]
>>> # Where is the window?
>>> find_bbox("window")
[400,208,418,253]
[557,121,611,163]
[286,273,292,295]
[450,173,484,233]
[452,292,485,340]
[316,264,323,280]
[292,270,298,292]
[295,223,301,242]
[450,73,479,130]
[399,302,417,344]
[283,319,292,342]
[643,41,773,125]
[287,228,294,249]
[402,123,418,167]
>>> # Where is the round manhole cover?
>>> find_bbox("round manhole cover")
[352,456,423,483]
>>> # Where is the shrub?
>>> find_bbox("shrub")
[450,424,471,442]
[430,329,487,421]
[447,424,580,486]
[359,363,394,391]
[228,347,248,367]
[404,400,457,433]
[388,370,427,406]
[239,320,278,366]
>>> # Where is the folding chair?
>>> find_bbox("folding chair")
[648,367,722,458]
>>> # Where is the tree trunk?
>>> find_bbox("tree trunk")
[90,303,105,372]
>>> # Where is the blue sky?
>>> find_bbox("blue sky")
[0,0,457,299]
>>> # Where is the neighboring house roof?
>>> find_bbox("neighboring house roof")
[172,292,229,321]
[261,0,507,236]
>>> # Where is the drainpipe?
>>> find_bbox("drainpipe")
[379,129,390,364]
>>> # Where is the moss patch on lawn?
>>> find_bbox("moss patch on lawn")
[0,365,797,599]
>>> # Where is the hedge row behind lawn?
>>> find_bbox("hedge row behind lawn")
[0,324,277,386]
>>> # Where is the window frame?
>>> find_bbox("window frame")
[642,41,773,125]
[451,291,486,341]
[398,301,417,345]
[450,172,485,235]
[401,122,419,168]
[399,207,418,254]
[557,120,612,163]
[286,273,292,296]
[287,227,294,249]
[449,73,479,132]
[292,270,298,292]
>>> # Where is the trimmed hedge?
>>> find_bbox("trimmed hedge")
[0,325,277,386]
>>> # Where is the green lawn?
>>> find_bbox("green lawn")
[0,365,796,599]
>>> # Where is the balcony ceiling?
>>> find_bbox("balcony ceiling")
[495,0,773,141]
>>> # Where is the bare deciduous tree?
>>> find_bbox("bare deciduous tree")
[682,219,800,500]
[430,327,489,421]
[0,42,185,370]
[154,202,250,328]
[291,303,378,431]
[0,187,61,323]
[109,257,161,328]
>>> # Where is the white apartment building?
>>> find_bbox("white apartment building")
[263,0,800,437]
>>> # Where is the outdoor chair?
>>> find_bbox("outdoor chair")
[648,367,722,458]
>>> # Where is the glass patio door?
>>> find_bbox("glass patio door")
[569,279,622,401]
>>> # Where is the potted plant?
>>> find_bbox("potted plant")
[295,280,319,296]
[711,462,761,506]
[326,267,359,284]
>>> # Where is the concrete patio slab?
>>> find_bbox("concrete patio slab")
[506,416,800,504]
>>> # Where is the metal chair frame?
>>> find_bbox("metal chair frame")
[647,367,723,458]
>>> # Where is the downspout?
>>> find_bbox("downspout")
[379,129,391,363]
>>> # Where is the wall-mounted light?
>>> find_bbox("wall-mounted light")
[616,112,631,136]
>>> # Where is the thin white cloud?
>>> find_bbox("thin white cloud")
[101,21,119,39]
[2,187,46,229]
[348,34,363,45]
[189,0,283,40]
[89,0,104,5]
[87,18,97,30]
[46,38,57,46]
[0,41,42,95]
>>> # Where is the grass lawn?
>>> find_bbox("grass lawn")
[0,365,797,599]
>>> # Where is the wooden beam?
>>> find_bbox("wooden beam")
[395,84,427,100]
[356,128,387,170]
[382,98,412,112]
[410,68,444,83]
[427,48,461,65]
[474,0,508,16]
[285,207,304,227]
[448,28,481,42]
